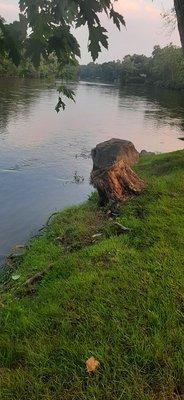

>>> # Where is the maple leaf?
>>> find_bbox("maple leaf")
[55,97,66,113]
[88,26,108,61]
[110,9,126,31]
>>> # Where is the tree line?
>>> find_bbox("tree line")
[1,1,184,107]
[1,42,184,91]
[79,44,184,90]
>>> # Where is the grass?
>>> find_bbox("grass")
[0,150,184,400]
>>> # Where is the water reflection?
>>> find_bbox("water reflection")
[117,85,184,151]
[119,85,184,130]
[0,79,54,133]
[0,80,183,262]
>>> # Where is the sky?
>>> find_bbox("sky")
[0,0,180,63]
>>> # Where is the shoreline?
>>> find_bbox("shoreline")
[79,78,184,92]
[1,149,184,398]
[1,147,183,273]
[0,149,184,398]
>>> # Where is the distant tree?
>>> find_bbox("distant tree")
[130,54,149,75]
[121,55,135,83]
[0,14,27,66]
[79,60,122,83]
[149,44,184,88]
[120,54,149,84]
[2,1,184,105]
[152,45,162,57]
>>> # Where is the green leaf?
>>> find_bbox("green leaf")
[110,9,126,31]
[25,36,47,67]
[88,26,108,61]
[58,85,75,101]
[55,85,76,113]
[55,97,66,113]
[48,26,81,64]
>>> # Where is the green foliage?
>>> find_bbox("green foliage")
[88,26,108,61]
[1,1,125,109]
[149,44,184,89]
[0,14,27,66]
[18,0,125,110]
[120,45,184,89]
[0,53,60,78]
[79,44,184,89]
[110,8,126,31]
[56,85,75,112]
[0,150,184,399]
[79,60,122,83]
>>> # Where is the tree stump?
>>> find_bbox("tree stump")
[90,138,146,205]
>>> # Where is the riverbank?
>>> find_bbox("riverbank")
[0,150,184,399]
[80,78,184,93]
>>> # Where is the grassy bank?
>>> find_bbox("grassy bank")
[0,151,184,400]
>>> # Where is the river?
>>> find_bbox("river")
[0,78,183,263]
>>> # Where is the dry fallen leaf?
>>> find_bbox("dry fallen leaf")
[86,356,100,373]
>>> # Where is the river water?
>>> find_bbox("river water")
[0,79,183,263]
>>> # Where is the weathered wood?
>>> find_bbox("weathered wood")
[91,138,139,169]
[91,139,146,205]
[174,0,184,53]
